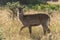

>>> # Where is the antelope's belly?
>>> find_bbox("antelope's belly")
[26,20,40,25]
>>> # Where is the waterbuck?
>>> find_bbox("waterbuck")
[18,7,50,35]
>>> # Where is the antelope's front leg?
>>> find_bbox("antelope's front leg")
[28,26,32,35]
[19,26,26,34]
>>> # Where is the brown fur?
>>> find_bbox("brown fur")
[18,7,50,35]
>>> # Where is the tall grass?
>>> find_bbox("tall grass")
[0,26,6,40]
[0,5,60,40]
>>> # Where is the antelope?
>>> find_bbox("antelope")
[18,7,50,35]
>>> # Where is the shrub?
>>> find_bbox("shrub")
[6,1,21,10]
[6,2,60,12]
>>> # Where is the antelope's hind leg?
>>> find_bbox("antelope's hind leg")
[42,25,46,35]
[42,24,50,35]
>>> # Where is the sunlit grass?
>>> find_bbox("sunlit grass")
[0,8,60,40]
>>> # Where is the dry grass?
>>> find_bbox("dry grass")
[0,8,60,40]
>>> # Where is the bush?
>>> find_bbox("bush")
[6,1,21,10]
[6,1,60,12]
[31,4,60,11]
[20,0,47,5]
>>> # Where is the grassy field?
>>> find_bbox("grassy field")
[0,8,60,40]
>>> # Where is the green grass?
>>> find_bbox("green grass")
[6,2,60,13]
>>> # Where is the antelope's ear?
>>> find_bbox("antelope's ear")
[22,5,25,8]
[18,5,25,9]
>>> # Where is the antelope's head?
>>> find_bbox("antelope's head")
[18,6,25,14]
